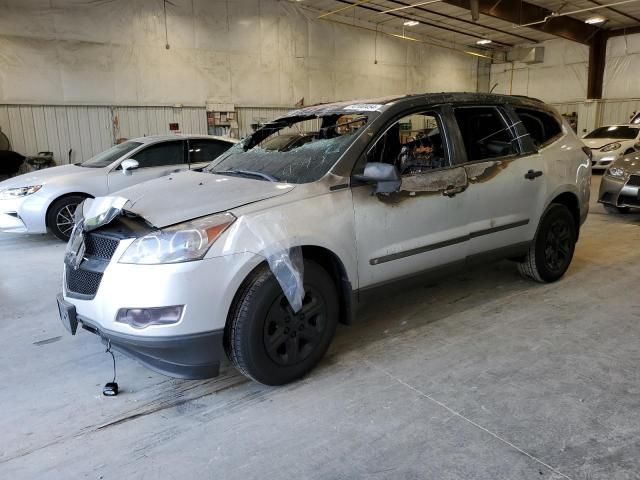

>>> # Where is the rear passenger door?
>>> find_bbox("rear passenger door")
[188,139,233,169]
[452,106,546,258]
[107,140,187,192]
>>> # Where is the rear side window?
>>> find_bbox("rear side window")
[189,139,232,164]
[454,107,518,161]
[133,141,184,168]
[515,108,562,148]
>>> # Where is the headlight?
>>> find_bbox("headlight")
[607,166,626,178]
[119,212,236,264]
[0,185,42,200]
[600,142,621,152]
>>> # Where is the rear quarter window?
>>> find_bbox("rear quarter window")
[515,108,563,148]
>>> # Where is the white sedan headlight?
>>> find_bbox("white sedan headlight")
[0,185,42,200]
[607,166,626,178]
[600,142,621,152]
[119,212,236,264]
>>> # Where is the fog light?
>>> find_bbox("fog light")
[115,305,184,329]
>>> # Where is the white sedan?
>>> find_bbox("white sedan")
[583,124,640,171]
[0,134,236,240]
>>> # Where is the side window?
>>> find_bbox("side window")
[132,141,184,168]
[189,140,232,163]
[454,107,518,161]
[515,108,562,148]
[366,111,449,175]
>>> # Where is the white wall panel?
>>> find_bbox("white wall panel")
[0,0,477,107]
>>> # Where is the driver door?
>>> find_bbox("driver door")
[107,140,187,192]
[351,108,471,289]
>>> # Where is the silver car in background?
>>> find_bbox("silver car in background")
[0,135,236,240]
[582,124,640,171]
[598,153,640,213]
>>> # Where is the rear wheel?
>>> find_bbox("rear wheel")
[225,260,338,385]
[604,204,631,214]
[517,204,577,283]
[47,195,86,241]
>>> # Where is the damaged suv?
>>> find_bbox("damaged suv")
[57,93,591,385]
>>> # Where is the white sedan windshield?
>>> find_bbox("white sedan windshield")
[80,141,142,168]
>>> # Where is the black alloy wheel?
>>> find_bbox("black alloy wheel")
[263,287,328,366]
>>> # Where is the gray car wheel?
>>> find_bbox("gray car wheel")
[47,195,86,241]
[224,260,338,385]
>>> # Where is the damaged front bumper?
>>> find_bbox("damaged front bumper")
[58,294,225,379]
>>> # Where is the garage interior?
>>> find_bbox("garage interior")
[2,1,640,478]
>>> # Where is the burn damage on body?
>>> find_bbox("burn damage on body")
[377,168,468,205]
[464,160,511,184]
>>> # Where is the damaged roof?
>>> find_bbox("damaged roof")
[283,93,548,118]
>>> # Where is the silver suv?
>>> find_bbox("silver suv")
[57,94,591,385]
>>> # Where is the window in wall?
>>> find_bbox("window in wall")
[133,141,185,168]
[515,108,562,148]
[366,111,449,175]
[454,107,519,161]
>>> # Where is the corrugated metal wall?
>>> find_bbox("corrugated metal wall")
[0,105,296,167]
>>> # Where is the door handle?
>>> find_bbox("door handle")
[525,169,543,180]
[442,185,465,197]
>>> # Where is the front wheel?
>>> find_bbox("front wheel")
[46,195,86,241]
[517,204,577,283]
[225,260,338,385]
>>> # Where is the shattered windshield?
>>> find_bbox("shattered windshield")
[205,113,368,183]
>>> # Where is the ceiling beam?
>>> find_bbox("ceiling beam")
[380,0,538,43]
[332,0,515,46]
[441,0,600,45]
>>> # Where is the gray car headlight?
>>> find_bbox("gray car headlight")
[600,142,621,152]
[119,212,236,264]
[0,185,42,200]
[607,166,626,178]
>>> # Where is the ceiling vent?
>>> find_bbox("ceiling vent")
[506,47,545,64]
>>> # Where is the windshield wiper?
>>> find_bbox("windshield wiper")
[214,169,278,182]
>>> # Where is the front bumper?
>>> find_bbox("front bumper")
[0,194,48,233]
[590,151,620,170]
[59,293,225,378]
[598,174,640,208]
[61,245,263,378]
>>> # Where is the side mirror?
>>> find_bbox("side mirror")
[121,159,139,176]
[352,162,401,194]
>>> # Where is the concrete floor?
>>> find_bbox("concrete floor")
[2,175,640,479]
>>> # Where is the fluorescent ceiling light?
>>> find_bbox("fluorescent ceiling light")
[476,39,492,45]
[403,20,420,26]
[585,15,606,24]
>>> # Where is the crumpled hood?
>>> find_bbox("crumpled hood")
[0,164,92,190]
[118,170,295,228]
[583,138,633,150]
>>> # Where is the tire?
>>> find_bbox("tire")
[604,204,631,214]
[225,260,339,386]
[517,204,577,283]
[46,195,86,241]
